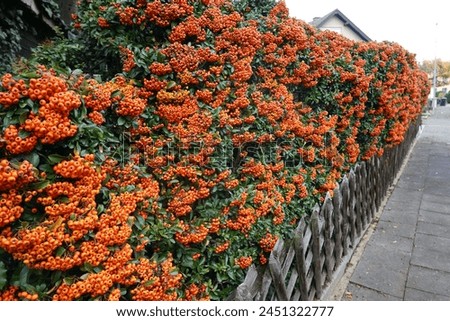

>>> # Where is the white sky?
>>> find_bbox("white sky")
[284,0,450,63]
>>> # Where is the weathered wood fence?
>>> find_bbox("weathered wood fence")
[228,120,421,301]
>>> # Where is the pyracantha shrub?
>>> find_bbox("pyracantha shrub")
[0,0,429,300]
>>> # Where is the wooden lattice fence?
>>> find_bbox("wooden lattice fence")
[227,120,420,301]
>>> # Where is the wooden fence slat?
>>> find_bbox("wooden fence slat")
[332,184,343,265]
[281,243,296,278]
[291,288,301,301]
[293,220,309,300]
[268,252,289,301]
[286,269,299,299]
[372,158,378,216]
[355,164,363,237]
[322,192,334,283]
[310,205,323,299]
[255,267,273,300]
[340,176,350,257]
[362,160,371,225]
[348,169,357,246]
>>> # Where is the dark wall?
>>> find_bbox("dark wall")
[17,0,76,57]
[57,0,77,26]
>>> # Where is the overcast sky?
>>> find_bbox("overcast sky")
[284,0,450,63]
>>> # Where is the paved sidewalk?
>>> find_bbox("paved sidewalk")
[342,104,450,301]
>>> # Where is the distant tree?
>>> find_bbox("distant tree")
[420,59,450,85]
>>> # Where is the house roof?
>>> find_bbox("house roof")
[310,9,371,42]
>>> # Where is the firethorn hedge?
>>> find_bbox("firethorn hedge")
[0,0,429,300]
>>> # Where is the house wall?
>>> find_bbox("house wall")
[15,0,77,58]
[57,0,77,26]
[318,16,365,42]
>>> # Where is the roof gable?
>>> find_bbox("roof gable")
[311,9,371,42]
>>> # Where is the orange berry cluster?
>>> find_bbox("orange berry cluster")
[0,189,24,228]
[175,221,209,246]
[84,76,147,119]
[0,159,36,192]
[0,286,19,301]
[214,241,230,254]
[130,255,184,301]
[184,283,209,301]
[259,232,278,253]
[119,46,136,73]
[144,0,193,27]
[1,71,80,154]
[235,256,253,269]
[97,16,110,28]
[0,74,25,107]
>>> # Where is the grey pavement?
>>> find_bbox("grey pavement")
[343,104,450,301]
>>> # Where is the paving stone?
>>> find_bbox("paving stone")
[359,243,411,272]
[395,178,425,190]
[423,184,450,197]
[419,210,450,227]
[422,193,450,205]
[387,188,422,205]
[350,248,408,298]
[397,176,426,186]
[375,220,416,239]
[369,230,414,253]
[417,221,450,239]
[344,283,400,301]
[406,265,450,297]
[411,246,450,273]
[385,199,421,212]
[420,200,450,214]
[414,233,450,253]
[380,206,418,226]
[404,288,450,301]
[427,160,450,172]
[420,200,450,215]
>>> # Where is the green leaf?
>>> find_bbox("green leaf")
[111,90,122,98]
[21,72,38,79]
[25,152,40,167]
[18,129,30,138]
[19,265,29,286]
[117,117,126,126]
[97,204,105,213]
[0,261,7,290]
[135,214,145,230]
[181,256,194,269]
[166,81,176,90]
[156,52,165,63]
[31,180,50,190]
[47,154,66,165]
